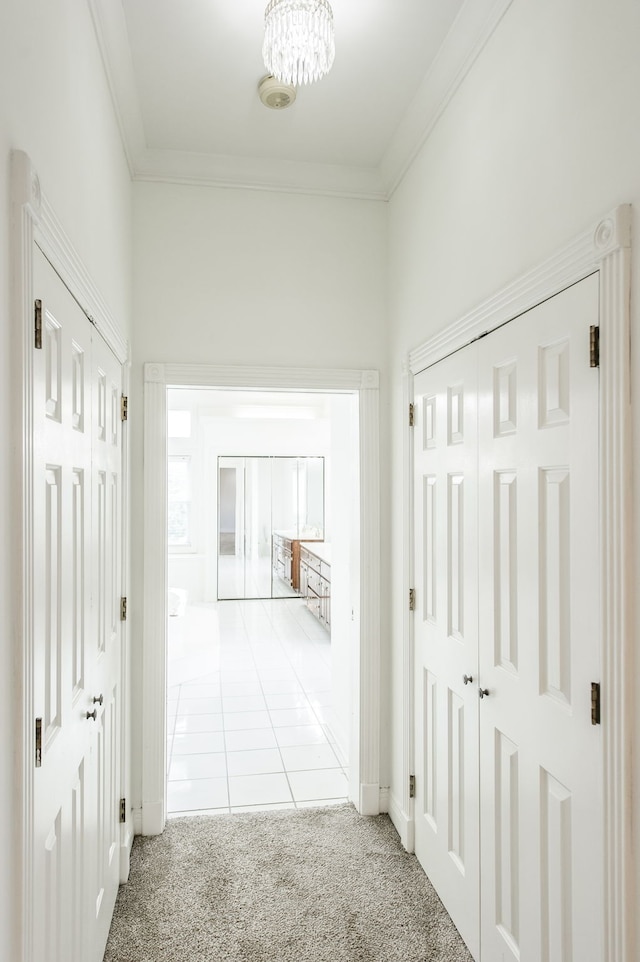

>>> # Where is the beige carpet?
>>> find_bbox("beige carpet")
[104,804,473,962]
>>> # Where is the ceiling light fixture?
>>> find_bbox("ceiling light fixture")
[263,0,335,87]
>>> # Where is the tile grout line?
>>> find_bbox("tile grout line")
[169,599,342,814]
[244,599,295,809]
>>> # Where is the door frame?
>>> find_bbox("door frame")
[11,150,131,962]
[140,363,381,834]
[395,205,634,962]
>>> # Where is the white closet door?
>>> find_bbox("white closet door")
[32,248,124,962]
[32,247,94,962]
[88,329,123,960]
[477,275,602,962]
[413,343,480,959]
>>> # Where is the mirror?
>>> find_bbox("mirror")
[217,456,324,600]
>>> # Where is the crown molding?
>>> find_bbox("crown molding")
[87,0,514,201]
[134,148,387,201]
[86,0,146,177]
[380,0,515,197]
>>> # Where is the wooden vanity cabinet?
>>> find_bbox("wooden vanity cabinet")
[272,533,293,586]
[272,533,323,591]
[299,543,331,631]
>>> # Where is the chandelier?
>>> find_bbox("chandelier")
[263,0,335,87]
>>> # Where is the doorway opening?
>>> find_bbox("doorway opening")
[165,388,358,816]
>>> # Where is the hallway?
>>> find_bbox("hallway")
[167,599,349,814]
[104,805,472,962]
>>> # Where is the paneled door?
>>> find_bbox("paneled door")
[476,276,602,961]
[413,342,480,959]
[89,324,124,956]
[32,247,123,962]
[413,276,603,961]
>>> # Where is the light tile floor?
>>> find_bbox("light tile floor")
[167,599,348,816]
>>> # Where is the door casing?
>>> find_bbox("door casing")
[141,363,381,834]
[392,205,634,962]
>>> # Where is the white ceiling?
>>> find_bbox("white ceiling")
[89,0,513,198]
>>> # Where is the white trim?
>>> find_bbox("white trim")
[404,204,634,962]
[87,0,513,201]
[35,198,128,363]
[119,826,134,884]
[358,783,382,818]
[86,0,144,177]
[12,148,38,962]
[388,791,414,853]
[408,209,630,375]
[141,374,168,834]
[378,786,390,814]
[134,149,387,203]
[142,363,381,832]
[118,359,132,882]
[132,808,143,837]
[11,150,130,962]
[380,0,515,198]
[399,361,415,852]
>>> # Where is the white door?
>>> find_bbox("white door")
[477,276,602,961]
[413,276,603,961]
[32,247,123,962]
[413,342,480,959]
[89,326,124,957]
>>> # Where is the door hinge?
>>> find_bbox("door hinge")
[121,395,128,422]
[35,717,42,768]
[119,798,127,823]
[34,299,42,350]
[409,403,415,427]
[590,325,600,368]
[409,588,416,612]
[409,774,416,799]
[120,597,127,621]
[591,682,601,725]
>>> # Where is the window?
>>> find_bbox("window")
[168,455,192,547]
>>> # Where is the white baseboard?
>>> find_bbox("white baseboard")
[378,786,390,813]
[388,792,415,853]
[119,826,134,883]
[359,782,381,816]
[133,807,143,836]
[141,800,165,836]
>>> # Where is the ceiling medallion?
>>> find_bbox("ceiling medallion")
[263,0,335,87]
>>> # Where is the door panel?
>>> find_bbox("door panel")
[90,329,123,958]
[477,276,602,962]
[33,248,93,962]
[413,343,480,959]
[32,247,123,962]
[413,276,602,962]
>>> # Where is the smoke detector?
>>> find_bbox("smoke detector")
[258,75,296,110]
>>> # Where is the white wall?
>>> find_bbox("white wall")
[387,0,640,922]
[0,1,132,958]
[131,182,389,815]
